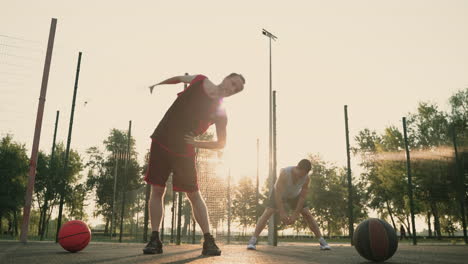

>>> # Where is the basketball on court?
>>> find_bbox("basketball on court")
[58,220,91,253]
[353,218,398,262]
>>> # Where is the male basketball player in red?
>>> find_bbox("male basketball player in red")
[143,73,245,256]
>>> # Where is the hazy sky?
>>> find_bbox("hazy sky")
[1,1,467,229]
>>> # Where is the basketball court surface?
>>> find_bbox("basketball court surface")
[1,241,467,264]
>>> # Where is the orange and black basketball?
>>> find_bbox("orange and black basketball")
[353,218,398,262]
[58,220,91,253]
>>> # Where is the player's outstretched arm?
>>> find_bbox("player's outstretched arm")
[288,177,310,224]
[149,75,197,93]
[275,171,290,224]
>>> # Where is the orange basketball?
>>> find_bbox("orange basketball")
[58,220,91,253]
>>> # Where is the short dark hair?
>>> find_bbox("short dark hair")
[297,159,311,173]
[226,73,245,84]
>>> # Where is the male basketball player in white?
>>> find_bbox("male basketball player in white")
[247,159,331,250]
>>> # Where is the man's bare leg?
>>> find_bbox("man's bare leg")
[143,185,166,254]
[149,185,166,232]
[301,208,331,250]
[253,208,276,237]
[186,190,221,256]
[247,207,276,250]
[301,208,322,237]
[186,190,210,233]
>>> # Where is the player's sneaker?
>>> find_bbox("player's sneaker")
[319,237,331,250]
[202,234,221,256]
[247,236,257,250]
[143,237,163,254]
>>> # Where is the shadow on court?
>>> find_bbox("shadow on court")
[0,240,467,264]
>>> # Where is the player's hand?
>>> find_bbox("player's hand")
[287,213,299,225]
[149,85,157,94]
[279,212,290,224]
[184,133,197,145]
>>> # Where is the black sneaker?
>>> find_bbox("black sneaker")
[143,239,163,254]
[202,234,221,256]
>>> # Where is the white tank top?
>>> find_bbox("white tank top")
[277,166,308,199]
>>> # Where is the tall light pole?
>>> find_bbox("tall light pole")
[344,105,354,244]
[402,117,417,245]
[256,138,259,223]
[56,52,83,242]
[272,90,278,246]
[20,18,57,243]
[227,169,231,244]
[262,28,278,246]
[176,73,188,245]
[119,120,132,243]
[110,148,120,239]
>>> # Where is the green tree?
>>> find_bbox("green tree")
[448,88,468,132]
[65,183,88,221]
[0,135,28,236]
[447,88,467,222]
[307,155,367,237]
[407,102,450,148]
[232,177,257,236]
[35,143,83,239]
[407,102,452,239]
[86,128,142,236]
[354,128,407,232]
[354,99,464,239]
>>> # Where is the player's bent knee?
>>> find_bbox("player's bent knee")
[300,207,310,215]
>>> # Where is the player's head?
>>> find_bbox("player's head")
[294,159,312,177]
[219,73,245,97]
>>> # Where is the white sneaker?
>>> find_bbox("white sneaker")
[319,237,331,250]
[320,244,331,250]
[247,236,257,250]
